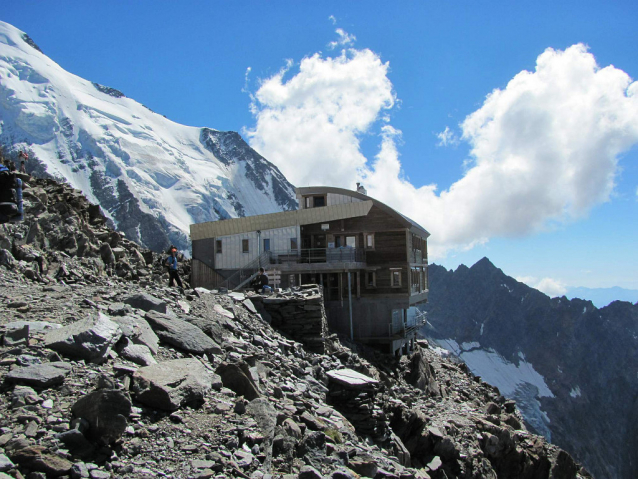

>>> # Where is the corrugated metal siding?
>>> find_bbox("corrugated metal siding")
[190,201,373,240]
[327,193,363,206]
[214,226,298,269]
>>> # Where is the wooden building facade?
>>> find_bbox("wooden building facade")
[190,186,429,356]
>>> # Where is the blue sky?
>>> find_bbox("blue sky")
[3,1,638,293]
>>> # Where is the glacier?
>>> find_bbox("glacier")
[434,338,554,440]
[0,21,296,252]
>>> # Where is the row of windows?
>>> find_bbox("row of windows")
[365,268,402,288]
[215,238,298,254]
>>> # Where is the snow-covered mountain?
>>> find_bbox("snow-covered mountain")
[424,258,638,479]
[0,21,297,252]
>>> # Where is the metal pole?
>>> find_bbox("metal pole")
[348,271,353,341]
[257,230,261,268]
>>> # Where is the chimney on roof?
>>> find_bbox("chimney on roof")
[356,182,367,196]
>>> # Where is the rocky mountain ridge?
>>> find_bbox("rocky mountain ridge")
[0,174,591,478]
[0,20,296,253]
[423,259,638,479]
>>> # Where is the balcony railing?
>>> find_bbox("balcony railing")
[268,247,366,265]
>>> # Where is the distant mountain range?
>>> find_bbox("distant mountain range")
[423,258,638,479]
[565,286,638,308]
[0,21,296,253]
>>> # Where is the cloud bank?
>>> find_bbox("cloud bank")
[246,44,638,259]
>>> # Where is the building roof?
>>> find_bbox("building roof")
[190,186,430,240]
[297,186,430,238]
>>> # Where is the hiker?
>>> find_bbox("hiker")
[251,267,269,293]
[19,161,26,174]
[0,163,23,223]
[165,245,183,289]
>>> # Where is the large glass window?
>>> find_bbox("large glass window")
[242,239,249,253]
[215,239,222,254]
[346,236,356,247]
[263,238,270,252]
[313,196,325,207]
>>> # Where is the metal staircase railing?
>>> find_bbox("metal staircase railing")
[222,251,271,291]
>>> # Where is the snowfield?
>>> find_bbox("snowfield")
[0,21,296,252]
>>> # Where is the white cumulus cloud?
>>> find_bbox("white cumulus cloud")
[436,126,459,147]
[328,28,357,50]
[246,44,638,259]
[517,276,568,297]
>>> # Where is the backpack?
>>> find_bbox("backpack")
[0,166,20,221]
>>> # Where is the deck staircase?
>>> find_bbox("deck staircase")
[221,251,271,291]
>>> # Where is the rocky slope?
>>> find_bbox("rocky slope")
[0,178,591,478]
[0,20,296,253]
[423,259,638,479]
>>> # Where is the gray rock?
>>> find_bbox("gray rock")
[99,243,115,265]
[8,445,72,476]
[71,389,132,443]
[43,313,122,363]
[11,386,39,407]
[5,362,73,388]
[132,359,218,411]
[70,462,90,478]
[110,315,159,354]
[107,302,132,316]
[54,430,94,458]
[122,293,166,313]
[216,362,261,400]
[330,468,358,479]
[349,454,379,477]
[0,454,14,472]
[4,321,61,333]
[3,325,29,347]
[144,311,221,355]
[115,337,156,366]
[298,466,322,479]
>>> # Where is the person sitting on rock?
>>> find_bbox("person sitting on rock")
[165,246,183,290]
[251,267,269,293]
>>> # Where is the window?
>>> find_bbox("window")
[263,238,270,252]
[290,238,298,250]
[390,268,402,287]
[242,239,249,253]
[215,240,222,254]
[346,236,356,247]
[365,233,374,249]
[313,195,325,207]
[366,271,376,288]
[411,267,420,294]
[335,236,342,248]
[305,197,312,209]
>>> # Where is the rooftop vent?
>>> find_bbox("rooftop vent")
[356,182,367,196]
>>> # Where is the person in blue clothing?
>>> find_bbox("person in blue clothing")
[165,246,183,289]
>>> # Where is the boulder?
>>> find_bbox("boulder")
[405,350,440,397]
[8,446,72,476]
[116,338,156,366]
[215,362,261,400]
[71,389,132,443]
[122,293,166,313]
[132,359,219,411]
[110,315,159,355]
[43,313,122,363]
[144,311,221,355]
[5,362,73,388]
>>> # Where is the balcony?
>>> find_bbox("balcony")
[266,247,366,272]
